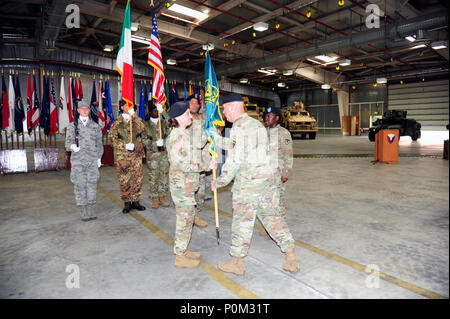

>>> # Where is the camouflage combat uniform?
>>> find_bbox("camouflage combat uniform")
[146,117,170,199]
[166,126,209,255]
[212,113,295,258]
[268,124,293,219]
[65,118,103,218]
[108,115,149,202]
[189,115,209,211]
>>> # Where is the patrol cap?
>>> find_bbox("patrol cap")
[169,100,190,118]
[263,106,281,118]
[77,99,90,109]
[186,93,199,101]
[220,93,243,105]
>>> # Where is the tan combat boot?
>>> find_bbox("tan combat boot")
[174,254,200,268]
[185,249,201,259]
[159,196,170,207]
[151,198,159,209]
[282,248,300,273]
[194,212,208,228]
[217,257,245,275]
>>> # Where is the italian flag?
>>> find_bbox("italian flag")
[116,0,133,110]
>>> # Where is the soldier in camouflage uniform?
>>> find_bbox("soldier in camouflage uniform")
[108,101,149,214]
[167,101,211,268]
[259,106,293,236]
[187,94,209,228]
[211,93,299,275]
[65,101,103,221]
[146,105,170,209]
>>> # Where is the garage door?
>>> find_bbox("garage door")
[388,79,449,131]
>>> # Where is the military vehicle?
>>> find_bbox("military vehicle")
[243,96,264,124]
[368,110,421,142]
[282,101,318,139]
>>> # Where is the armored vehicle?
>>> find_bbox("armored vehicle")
[282,101,318,139]
[368,110,421,142]
[243,96,264,124]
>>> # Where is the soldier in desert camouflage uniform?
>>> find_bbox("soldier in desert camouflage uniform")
[166,101,211,268]
[108,100,149,214]
[187,94,209,228]
[259,106,293,236]
[146,104,170,209]
[211,93,299,275]
[65,101,103,221]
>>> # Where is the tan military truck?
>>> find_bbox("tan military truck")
[243,96,264,124]
[282,101,318,139]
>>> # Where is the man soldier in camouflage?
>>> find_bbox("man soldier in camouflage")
[166,101,211,268]
[259,106,293,236]
[109,100,149,214]
[65,100,103,221]
[146,104,170,209]
[187,93,209,228]
[211,93,300,275]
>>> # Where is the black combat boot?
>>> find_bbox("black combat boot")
[131,201,146,211]
[122,201,132,214]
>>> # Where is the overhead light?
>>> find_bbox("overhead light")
[131,35,151,45]
[103,45,114,52]
[278,82,286,87]
[240,78,248,84]
[168,3,208,20]
[202,42,214,51]
[167,58,177,65]
[405,35,416,42]
[283,70,294,76]
[131,22,139,32]
[339,59,351,66]
[321,84,331,89]
[315,55,337,63]
[431,41,447,50]
[253,22,269,32]
[258,68,276,75]
[376,77,387,84]
[410,44,426,49]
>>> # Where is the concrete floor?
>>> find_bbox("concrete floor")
[0,134,448,299]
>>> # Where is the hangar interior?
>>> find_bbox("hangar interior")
[0,0,448,299]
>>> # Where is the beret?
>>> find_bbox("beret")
[169,100,190,118]
[220,93,243,104]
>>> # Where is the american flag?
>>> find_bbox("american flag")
[147,4,166,110]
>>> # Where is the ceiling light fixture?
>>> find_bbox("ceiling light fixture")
[131,35,151,45]
[431,41,447,50]
[283,70,294,76]
[168,3,208,20]
[278,82,286,87]
[339,59,351,66]
[405,35,416,42]
[131,22,139,32]
[202,42,214,51]
[240,78,248,84]
[258,68,276,75]
[321,84,331,90]
[410,44,426,49]
[103,45,114,52]
[253,22,269,32]
[167,58,177,65]
[315,55,337,63]
[376,77,387,84]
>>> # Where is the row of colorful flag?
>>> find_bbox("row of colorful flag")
[0,73,206,136]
